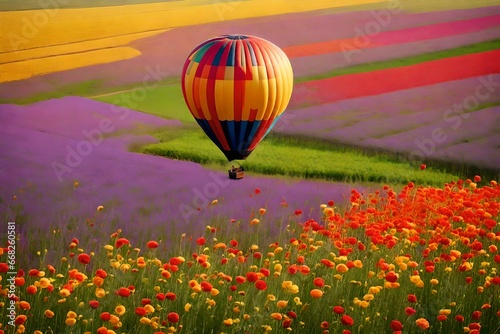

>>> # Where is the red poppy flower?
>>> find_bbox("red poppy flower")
[26,285,37,295]
[333,306,345,315]
[167,312,179,323]
[390,320,403,331]
[341,315,354,326]
[115,238,130,248]
[77,253,91,265]
[200,281,213,292]
[246,272,259,283]
[135,307,147,316]
[471,311,481,320]
[385,271,398,283]
[28,269,40,277]
[255,280,267,290]
[96,269,107,278]
[100,312,111,321]
[147,240,159,249]
[407,294,417,303]
[313,277,325,288]
[405,307,416,316]
[89,300,99,309]
[117,287,131,297]
[165,292,176,301]
[420,164,426,170]
[196,237,206,246]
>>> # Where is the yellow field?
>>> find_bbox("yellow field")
[0,47,141,83]
[0,0,385,83]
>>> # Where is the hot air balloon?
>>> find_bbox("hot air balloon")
[181,34,293,179]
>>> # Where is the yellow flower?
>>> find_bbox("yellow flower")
[358,300,370,308]
[250,218,260,226]
[95,288,106,298]
[144,304,155,314]
[67,311,77,318]
[59,288,71,298]
[97,205,104,211]
[368,286,382,294]
[267,294,276,301]
[277,300,288,308]
[140,317,151,324]
[184,303,192,312]
[439,309,451,316]
[211,288,220,296]
[363,294,374,301]
[352,260,363,268]
[115,305,126,316]
[430,279,439,285]
[39,278,51,289]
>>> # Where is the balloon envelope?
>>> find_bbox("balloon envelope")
[181,34,293,161]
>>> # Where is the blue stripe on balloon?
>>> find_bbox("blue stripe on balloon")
[227,41,236,66]
[196,119,222,151]
[245,121,261,151]
[264,115,281,137]
[226,121,237,150]
[213,41,228,66]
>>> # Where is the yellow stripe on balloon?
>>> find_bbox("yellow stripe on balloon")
[223,79,235,121]
[184,62,200,119]
[198,78,211,121]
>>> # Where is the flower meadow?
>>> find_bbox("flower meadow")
[1,177,499,334]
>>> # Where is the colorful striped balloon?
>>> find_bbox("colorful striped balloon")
[181,34,294,161]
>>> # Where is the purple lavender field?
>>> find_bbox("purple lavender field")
[1,97,356,246]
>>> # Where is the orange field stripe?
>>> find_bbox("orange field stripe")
[284,14,500,58]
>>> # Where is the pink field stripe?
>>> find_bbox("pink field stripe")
[290,49,500,107]
[284,14,500,58]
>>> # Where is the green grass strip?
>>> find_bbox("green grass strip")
[142,126,461,186]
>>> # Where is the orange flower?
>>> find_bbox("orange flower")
[44,310,55,318]
[336,264,349,273]
[19,301,30,310]
[310,289,323,298]
[415,318,430,330]
[15,315,27,325]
